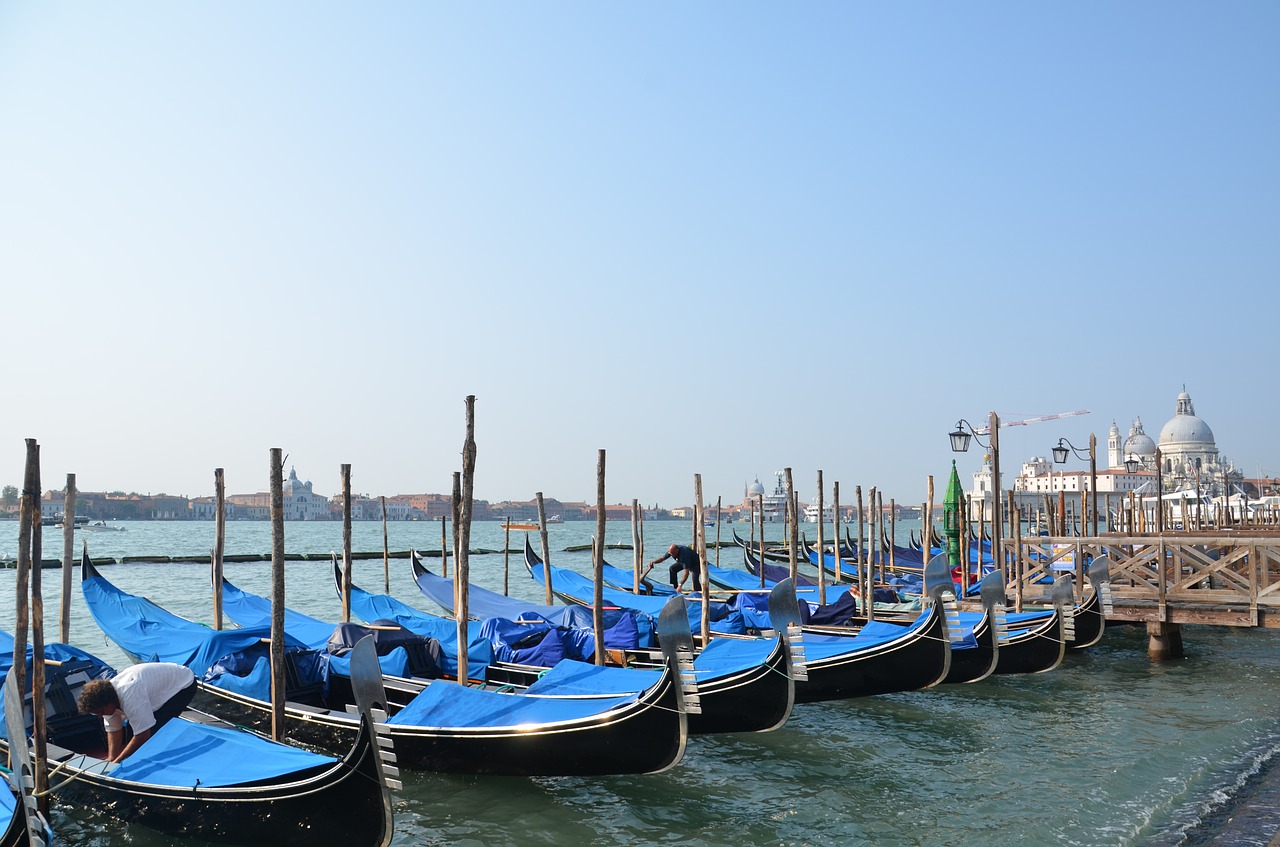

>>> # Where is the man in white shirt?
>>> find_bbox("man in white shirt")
[77,663,197,763]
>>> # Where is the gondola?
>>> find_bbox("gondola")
[82,554,689,776]
[529,540,952,703]
[743,544,909,607]
[730,528,794,563]
[1067,556,1110,651]
[0,631,394,847]
[522,538,750,636]
[937,570,1004,684]
[989,576,1074,676]
[409,552,798,734]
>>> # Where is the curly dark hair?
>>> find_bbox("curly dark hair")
[77,679,120,714]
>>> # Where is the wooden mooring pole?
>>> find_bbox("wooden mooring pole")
[269,448,286,741]
[457,395,477,683]
[833,482,843,583]
[593,450,606,666]
[341,463,352,623]
[536,492,553,605]
[785,468,797,582]
[212,468,225,630]
[381,496,389,595]
[695,473,709,645]
[60,472,76,643]
[24,440,49,810]
[816,471,826,598]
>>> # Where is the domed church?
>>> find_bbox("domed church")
[1107,387,1241,496]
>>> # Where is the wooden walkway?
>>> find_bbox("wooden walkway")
[1008,532,1280,628]
[1004,532,1280,657]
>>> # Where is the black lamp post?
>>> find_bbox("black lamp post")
[949,412,1001,574]
[1051,434,1098,536]
[1124,454,1141,474]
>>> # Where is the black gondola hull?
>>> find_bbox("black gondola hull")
[941,612,998,684]
[794,604,949,703]
[992,610,1065,675]
[191,672,686,777]
[0,717,390,847]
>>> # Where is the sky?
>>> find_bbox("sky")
[1,3,1276,509]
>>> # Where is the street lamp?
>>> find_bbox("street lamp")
[949,413,1002,577]
[1124,454,1141,474]
[1051,434,1098,536]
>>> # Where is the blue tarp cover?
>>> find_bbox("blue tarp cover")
[412,565,657,648]
[0,631,338,790]
[528,563,747,635]
[346,583,494,677]
[524,662,661,696]
[799,613,933,662]
[82,573,320,701]
[388,674,640,729]
[109,717,336,787]
[216,579,418,679]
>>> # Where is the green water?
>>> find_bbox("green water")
[2,520,1278,846]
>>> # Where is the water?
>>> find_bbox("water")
[2,520,1279,847]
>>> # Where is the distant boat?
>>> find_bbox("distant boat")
[546,515,564,524]
[500,520,539,531]
[82,520,126,532]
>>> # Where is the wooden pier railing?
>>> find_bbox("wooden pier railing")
[1004,532,1280,657]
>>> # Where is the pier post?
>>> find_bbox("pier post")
[594,450,606,665]
[457,396,477,683]
[213,468,225,629]
[61,472,76,643]
[536,492,553,606]
[268,448,286,741]
[1146,621,1184,661]
[341,463,352,623]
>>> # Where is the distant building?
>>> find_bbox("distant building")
[980,387,1243,518]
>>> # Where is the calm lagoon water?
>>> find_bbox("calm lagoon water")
[2,519,1279,847]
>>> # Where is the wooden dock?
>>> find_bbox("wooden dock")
[1006,530,1280,658]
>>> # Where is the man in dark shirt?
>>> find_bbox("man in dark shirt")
[649,543,703,592]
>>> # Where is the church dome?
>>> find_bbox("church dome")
[1123,417,1157,459]
[1159,389,1215,447]
[746,478,765,497]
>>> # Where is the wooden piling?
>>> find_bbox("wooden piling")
[457,396,477,683]
[593,450,606,666]
[889,497,897,572]
[341,464,353,623]
[381,496,389,595]
[815,471,826,597]
[503,517,511,596]
[440,515,449,579]
[714,496,722,570]
[785,468,797,582]
[213,468,225,630]
[269,448,286,742]
[695,474,709,644]
[536,492,553,605]
[26,441,49,808]
[833,482,843,583]
[631,499,640,593]
[757,492,766,589]
[12,442,39,775]
[60,472,76,643]
[451,473,461,615]
[856,485,865,590]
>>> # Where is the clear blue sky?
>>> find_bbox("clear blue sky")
[2,3,1276,508]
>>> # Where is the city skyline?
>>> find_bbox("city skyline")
[3,4,1276,509]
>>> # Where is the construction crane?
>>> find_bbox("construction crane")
[972,410,1089,435]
